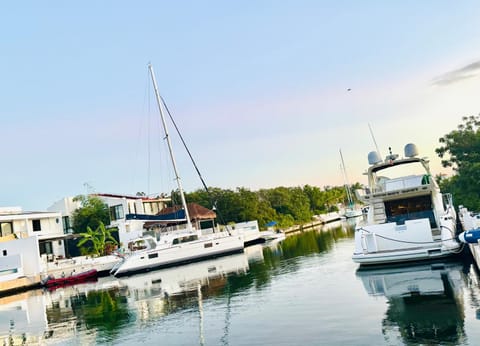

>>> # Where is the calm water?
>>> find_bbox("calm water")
[3,220,480,345]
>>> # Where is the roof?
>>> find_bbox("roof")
[93,193,170,201]
[158,203,216,220]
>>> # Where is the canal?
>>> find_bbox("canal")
[2,220,480,345]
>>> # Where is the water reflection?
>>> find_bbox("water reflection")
[357,261,468,345]
[0,221,358,345]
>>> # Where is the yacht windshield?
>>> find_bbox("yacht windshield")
[373,160,427,181]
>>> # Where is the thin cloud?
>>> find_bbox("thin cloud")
[432,60,480,86]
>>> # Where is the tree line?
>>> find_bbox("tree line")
[436,115,480,211]
[178,184,362,229]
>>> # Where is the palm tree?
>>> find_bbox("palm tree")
[77,222,118,256]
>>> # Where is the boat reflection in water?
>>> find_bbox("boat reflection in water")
[0,245,264,345]
[357,261,467,345]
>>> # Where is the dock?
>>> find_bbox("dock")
[0,275,42,297]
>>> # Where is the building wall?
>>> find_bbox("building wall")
[0,236,42,282]
[0,210,66,260]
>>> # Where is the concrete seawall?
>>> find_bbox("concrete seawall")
[0,275,42,297]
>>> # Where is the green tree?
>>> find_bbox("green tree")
[261,187,312,224]
[436,115,480,210]
[303,185,328,214]
[77,222,118,256]
[72,195,110,234]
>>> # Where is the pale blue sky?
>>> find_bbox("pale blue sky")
[2,1,480,210]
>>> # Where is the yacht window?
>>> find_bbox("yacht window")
[128,240,147,251]
[173,235,198,245]
[384,195,437,227]
[204,242,213,248]
[148,253,158,259]
[146,238,157,248]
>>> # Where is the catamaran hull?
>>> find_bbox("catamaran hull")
[111,236,244,277]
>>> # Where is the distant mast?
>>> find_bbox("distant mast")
[368,123,382,159]
[148,63,193,233]
[339,149,354,206]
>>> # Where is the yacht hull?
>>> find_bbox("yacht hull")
[352,246,461,266]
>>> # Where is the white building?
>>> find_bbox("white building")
[48,194,171,247]
[0,207,65,260]
[0,206,65,283]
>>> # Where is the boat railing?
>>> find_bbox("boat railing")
[357,174,432,200]
[443,193,454,212]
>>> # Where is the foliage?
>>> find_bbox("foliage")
[72,195,111,234]
[435,115,480,210]
[77,222,118,256]
[185,183,360,229]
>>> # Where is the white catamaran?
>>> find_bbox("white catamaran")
[111,64,244,277]
[352,143,461,265]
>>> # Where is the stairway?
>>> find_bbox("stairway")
[372,199,386,223]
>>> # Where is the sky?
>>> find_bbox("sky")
[1,1,480,211]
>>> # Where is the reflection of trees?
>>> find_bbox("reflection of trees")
[79,289,132,334]
[46,288,132,341]
[222,224,355,296]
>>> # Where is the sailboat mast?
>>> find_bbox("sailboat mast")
[148,63,193,232]
[339,149,353,206]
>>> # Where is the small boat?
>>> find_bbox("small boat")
[43,269,98,288]
[352,143,461,265]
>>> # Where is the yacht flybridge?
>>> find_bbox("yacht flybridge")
[352,143,461,265]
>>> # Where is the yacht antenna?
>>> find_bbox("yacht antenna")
[368,123,382,158]
[148,63,193,233]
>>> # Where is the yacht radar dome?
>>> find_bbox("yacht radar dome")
[404,143,419,158]
[368,151,382,165]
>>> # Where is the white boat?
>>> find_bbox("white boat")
[110,231,243,277]
[228,220,263,246]
[352,143,461,265]
[110,64,245,277]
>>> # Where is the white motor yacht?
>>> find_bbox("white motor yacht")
[352,143,461,265]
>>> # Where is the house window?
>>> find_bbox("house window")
[39,241,52,255]
[32,219,41,232]
[62,216,71,233]
[0,222,13,237]
[110,204,124,221]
